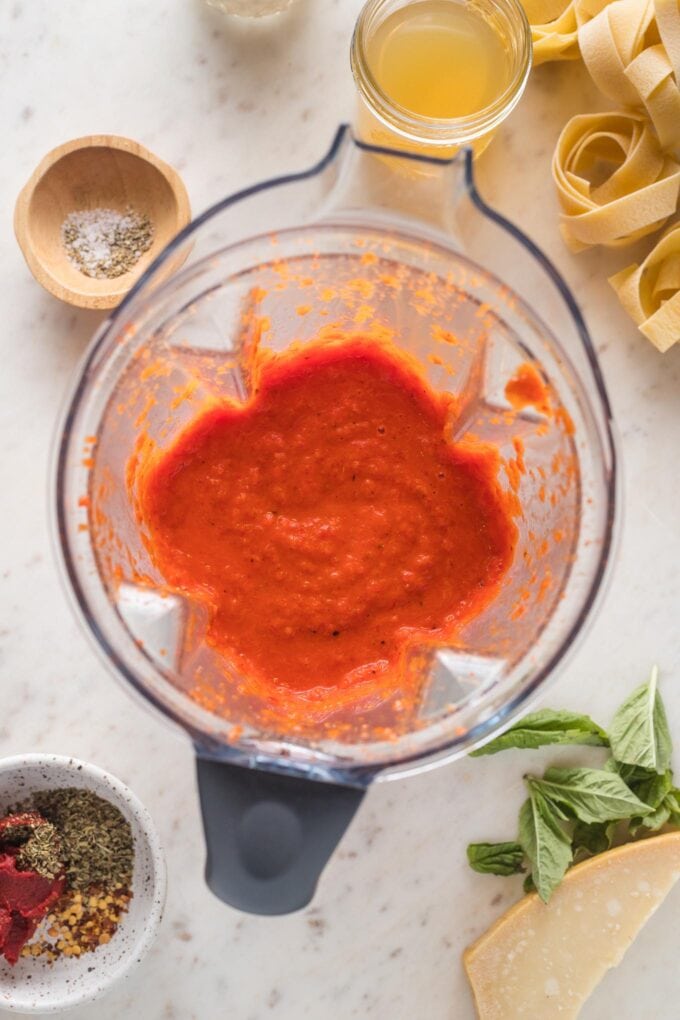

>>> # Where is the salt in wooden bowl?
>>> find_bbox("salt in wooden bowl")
[14,135,191,311]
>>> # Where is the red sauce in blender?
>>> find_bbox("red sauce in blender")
[136,338,516,710]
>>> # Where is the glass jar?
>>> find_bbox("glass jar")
[206,0,295,16]
[351,0,532,157]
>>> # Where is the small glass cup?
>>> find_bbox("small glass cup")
[351,0,532,158]
[206,0,295,16]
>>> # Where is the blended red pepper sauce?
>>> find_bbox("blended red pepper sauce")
[137,339,516,710]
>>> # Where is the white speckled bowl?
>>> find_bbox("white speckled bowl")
[0,755,166,1014]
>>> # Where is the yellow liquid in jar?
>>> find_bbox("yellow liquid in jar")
[365,0,513,120]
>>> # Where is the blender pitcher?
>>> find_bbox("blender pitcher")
[54,127,617,915]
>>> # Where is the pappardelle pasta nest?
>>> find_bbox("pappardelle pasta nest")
[530,0,680,349]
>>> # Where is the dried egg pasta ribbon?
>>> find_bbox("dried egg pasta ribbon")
[527,0,580,64]
[610,221,680,350]
[579,0,680,152]
[578,0,653,103]
[522,0,609,66]
[656,0,680,77]
[552,111,680,251]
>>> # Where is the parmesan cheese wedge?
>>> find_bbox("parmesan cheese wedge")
[464,832,680,1019]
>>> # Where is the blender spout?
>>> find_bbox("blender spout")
[315,126,470,244]
[195,753,365,915]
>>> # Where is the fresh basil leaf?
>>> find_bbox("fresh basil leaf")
[470,710,609,757]
[541,795,571,822]
[610,760,657,784]
[467,841,525,876]
[665,788,680,826]
[609,666,672,774]
[519,788,572,903]
[532,767,652,824]
[572,821,613,858]
[523,872,536,894]
[630,800,671,835]
[629,769,673,809]
[607,760,673,808]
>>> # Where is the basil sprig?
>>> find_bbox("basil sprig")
[518,787,572,902]
[609,665,672,773]
[467,667,680,901]
[467,842,525,876]
[572,821,613,859]
[470,709,608,756]
[531,767,652,824]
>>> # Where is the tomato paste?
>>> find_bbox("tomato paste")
[0,851,63,965]
[137,338,517,714]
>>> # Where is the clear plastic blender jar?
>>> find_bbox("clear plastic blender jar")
[54,129,617,914]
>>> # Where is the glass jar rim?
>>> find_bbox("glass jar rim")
[350,0,533,146]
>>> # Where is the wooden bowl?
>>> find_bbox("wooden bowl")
[14,135,191,310]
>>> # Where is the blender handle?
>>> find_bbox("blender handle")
[195,754,365,915]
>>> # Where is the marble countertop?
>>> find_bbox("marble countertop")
[1,1,680,1017]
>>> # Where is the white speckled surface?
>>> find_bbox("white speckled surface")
[1,2,679,1018]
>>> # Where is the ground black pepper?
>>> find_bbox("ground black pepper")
[61,207,153,279]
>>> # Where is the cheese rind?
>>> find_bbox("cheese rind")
[464,832,680,1019]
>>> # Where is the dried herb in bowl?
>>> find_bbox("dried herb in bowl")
[0,787,135,965]
[21,789,134,891]
[16,822,62,881]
